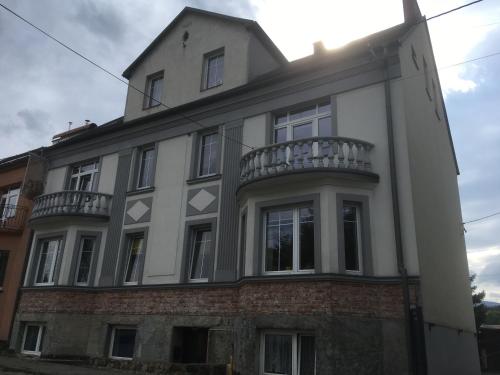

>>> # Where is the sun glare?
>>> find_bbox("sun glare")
[254,0,404,61]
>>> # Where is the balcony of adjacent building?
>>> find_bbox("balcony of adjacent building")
[238,136,379,192]
[29,191,112,225]
[0,204,28,234]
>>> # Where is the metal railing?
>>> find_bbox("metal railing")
[31,191,112,220]
[240,136,375,184]
[0,205,28,231]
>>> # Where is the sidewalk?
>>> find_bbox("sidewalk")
[0,355,141,375]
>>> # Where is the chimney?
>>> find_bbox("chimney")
[313,41,326,55]
[52,120,97,144]
[403,0,422,24]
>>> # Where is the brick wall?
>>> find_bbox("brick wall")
[18,279,419,320]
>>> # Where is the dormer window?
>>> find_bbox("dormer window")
[202,49,224,90]
[144,71,163,109]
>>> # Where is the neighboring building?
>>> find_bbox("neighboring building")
[8,2,479,374]
[0,151,45,347]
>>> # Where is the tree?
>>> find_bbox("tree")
[470,274,487,330]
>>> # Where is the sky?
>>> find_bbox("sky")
[0,0,499,300]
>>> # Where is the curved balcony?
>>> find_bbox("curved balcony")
[30,191,112,223]
[239,136,378,190]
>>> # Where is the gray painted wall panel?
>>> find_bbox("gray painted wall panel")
[214,121,243,281]
[99,151,132,286]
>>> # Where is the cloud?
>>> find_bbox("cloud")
[16,109,53,135]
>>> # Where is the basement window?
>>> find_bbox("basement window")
[172,327,208,363]
[109,326,136,360]
[260,332,316,375]
[21,324,44,356]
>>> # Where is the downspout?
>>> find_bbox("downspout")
[383,57,415,374]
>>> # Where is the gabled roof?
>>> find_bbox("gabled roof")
[122,7,288,79]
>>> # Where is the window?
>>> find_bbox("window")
[198,132,218,177]
[264,206,314,273]
[432,79,441,120]
[109,326,136,360]
[22,324,44,356]
[261,332,316,375]
[74,237,96,286]
[202,49,224,89]
[189,228,212,282]
[423,57,432,101]
[411,45,419,70]
[34,238,61,286]
[136,145,156,189]
[1,187,20,220]
[0,250,8,288]
[172,327,208,363]
[68,160,99,192]
[274,101,331,166]
[123,234,144,285]
[343,203,362,273]
[145,72,163,108]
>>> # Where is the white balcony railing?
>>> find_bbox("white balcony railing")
[240,136,375,185]
[31,191,112,220]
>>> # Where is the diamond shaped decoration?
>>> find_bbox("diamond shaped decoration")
[127,200,150,222]
[188,189,216,212]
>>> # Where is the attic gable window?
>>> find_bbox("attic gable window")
[144,72,163,109]
[202,49,224,90]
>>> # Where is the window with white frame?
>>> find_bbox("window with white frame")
[74,236,96,286]
[198,132,218,177]
[136,145,156,189]
[264,205,314,274]
[145,72,163,108]
[273,101,331,165]
[261,332,316,375]
[0,187,20,220]
[34,238,61,286]
[202,49,224,89]
[189,227,212,282]
[342,203,362,273]
[21,324,45,356]
[68,160,99,192]
[109,326,136,360]
[123,234,144,285]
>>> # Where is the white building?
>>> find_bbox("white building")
[11,2,479,374]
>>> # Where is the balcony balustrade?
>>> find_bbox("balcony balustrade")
[31,191,112,221]
[240,136,376,186]
[0,205,28,232]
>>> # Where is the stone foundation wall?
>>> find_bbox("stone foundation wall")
[13,278,419,375]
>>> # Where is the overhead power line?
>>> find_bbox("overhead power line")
[463,211,500,225]
[0,2,255,151]
[426,0,484,22]
[0,0,490,151]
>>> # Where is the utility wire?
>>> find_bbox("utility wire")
[0,2,256,150]
[0,0,491,150]
[463,211,500,224]
[426,0,484,22]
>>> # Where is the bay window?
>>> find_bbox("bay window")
[264,206,315,273]
[342,203,362,273]
[74,236,96,286]
[123,234,144,285]
[34,238,61,286]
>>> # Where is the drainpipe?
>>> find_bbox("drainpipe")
[383,57,415,375]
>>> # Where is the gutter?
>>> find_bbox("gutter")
[383,57,415,374]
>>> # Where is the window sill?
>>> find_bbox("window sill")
[142,103,161,110]
[200,83,223,92]
[127,187,155,196]
[186,174,221,185]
